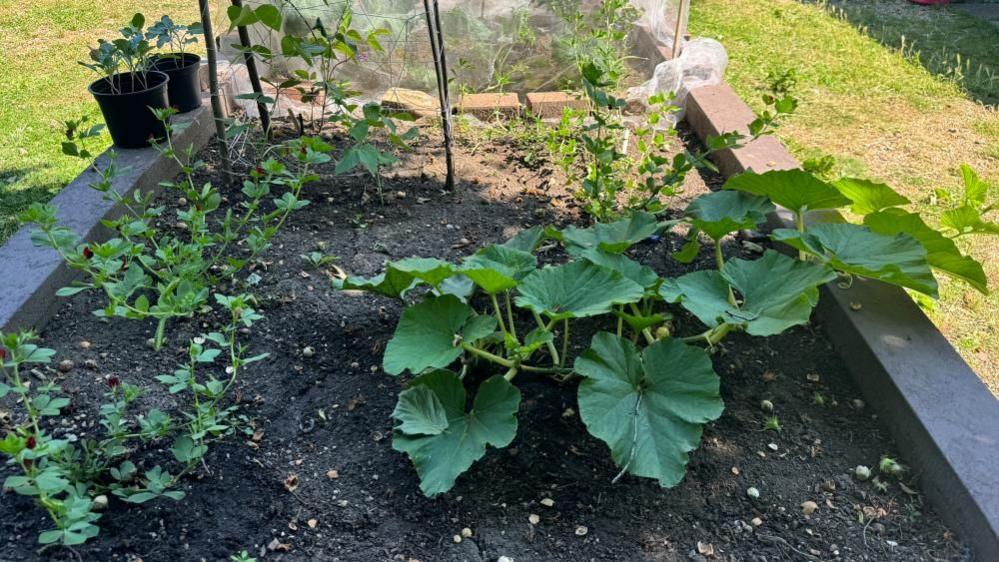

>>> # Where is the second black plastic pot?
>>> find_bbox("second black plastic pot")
[151,53,203,113]
[88,71,170,149]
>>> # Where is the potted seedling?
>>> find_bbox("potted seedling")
[82,13,169,148]
[147,16,204,113]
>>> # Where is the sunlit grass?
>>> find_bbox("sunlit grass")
[0,0,207,241]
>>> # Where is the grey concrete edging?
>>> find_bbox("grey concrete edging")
[685,83,999,557]
[0,104,216,333]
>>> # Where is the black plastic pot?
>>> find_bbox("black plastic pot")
[151,53,203,113]
[88,71,170,149]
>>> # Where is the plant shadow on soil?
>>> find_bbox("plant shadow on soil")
[0,127,972,561]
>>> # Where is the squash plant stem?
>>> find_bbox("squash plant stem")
[490,293,508,335]
[531,311,560,366]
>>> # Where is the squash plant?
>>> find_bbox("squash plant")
[334,168,991,496]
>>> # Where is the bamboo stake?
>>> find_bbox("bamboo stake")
[230,0,272,136]
[199,0,232,176]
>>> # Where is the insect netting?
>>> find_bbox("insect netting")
[220,0,720,120]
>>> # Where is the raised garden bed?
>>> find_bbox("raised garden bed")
[0,127,971,561]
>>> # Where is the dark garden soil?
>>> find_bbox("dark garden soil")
[0,123,972,562]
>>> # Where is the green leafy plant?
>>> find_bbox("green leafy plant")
[333,164,990,497]
[21,109,329,350]
[550,0,641,89]
[0,296,266,547]
[231,551,258,562]
[301,250,337,268]
[334,102,418,200]
[548,63,796,221]
[80,13,156,94]
[146,15,203,57]
[226,3,391,133]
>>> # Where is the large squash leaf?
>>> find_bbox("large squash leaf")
[571,246,659,289]
[773,223,937,297]
[460,245,537,294]
[383,295,497,375]
[575,333,723,488]
[334,269,417,299]
[561,212,660,254]
[832,177,909,215]
[515,261,644,321]
[334,257,456,298]
[724,169,850,215]
[501,225,546,253]
[390,257,457,287]
[660,250,835,336]
[685,191,775,241]
[393,371,521,497]
[864,208,987,294]
[941,206,999,236]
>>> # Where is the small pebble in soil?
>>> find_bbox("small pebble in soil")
[746,487,760,499]
[751,517,763,527]
[767,443,779,452]
[540,498,555,507]
[730,466,740,476]
[850,301,863,311]
[529,514,540,525]
[854,465,872,481]
[461,528,473,538]
[760,399,774,413]
[452,534,462,544]
[84,359,98,370]
[92,495,109,512]
[575,526,588,537]
[801,501,818,516]
[806,373,821,383]
[57,360,74,373]
[498,557,514,562]
[302,346,315,358]
[78,340,91,349]
[852,398,865,410]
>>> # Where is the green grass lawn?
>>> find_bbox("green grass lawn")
[689,0,999,393]
[0,0,201,241]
